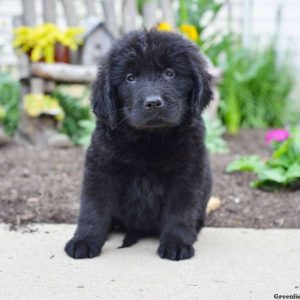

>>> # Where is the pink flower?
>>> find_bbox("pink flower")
[265,129,289,144]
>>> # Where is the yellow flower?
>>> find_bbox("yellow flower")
[13,24,84,63]
[179,24,198,42]
[156,22,173,32]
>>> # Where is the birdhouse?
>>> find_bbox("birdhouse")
[80,22,115,66]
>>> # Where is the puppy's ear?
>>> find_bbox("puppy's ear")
[91,62,117,126]
[191,55,213,114]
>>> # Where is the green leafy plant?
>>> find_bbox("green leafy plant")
[52,91,94,146]
[170,1,295,134]
[217,41,293,134]
[137,0,151,14]
[77,119,96,147]
[157,1,224,44]
[204,117,229,154]
[226,128,300,189]
[0,72,20,135]
[178,0,223,37]
[226,155,264,173]
[201,18,295,134]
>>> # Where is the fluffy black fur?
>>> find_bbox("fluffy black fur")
[65,30,213,261]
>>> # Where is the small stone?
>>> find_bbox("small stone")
[20,212,35,221]
[48,133,72,149]
[21,169,30,178]
[228,195,240,203]
[27,197,40,204]
[10,189,18,197]
[234,197,240,204]
[0,127,10,147]
[274,218,285,227]
[16,215,21,227]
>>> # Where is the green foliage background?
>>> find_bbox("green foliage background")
[208,37,293,133]
[181,1,295,134]
[52,91,95,146]
[0,73,20,135]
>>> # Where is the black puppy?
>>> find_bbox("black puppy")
[65,30,213,261]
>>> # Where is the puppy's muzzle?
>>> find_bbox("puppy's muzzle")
[144,95,164,112]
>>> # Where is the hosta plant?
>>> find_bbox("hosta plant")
[226,128,300,189]
[204,117,229,154]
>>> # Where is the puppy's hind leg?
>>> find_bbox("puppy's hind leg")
[196,218,205,233]
[195,206,208,233]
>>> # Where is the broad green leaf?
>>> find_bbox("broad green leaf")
[285,163,300,182]
[256,167,287,183]
[267,156,291,169]
[273,139,290,159]
[226,156,264,173]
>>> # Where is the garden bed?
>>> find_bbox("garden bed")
[0,129,299,228]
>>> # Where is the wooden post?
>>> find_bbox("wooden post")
[242,0,253,48]
[42,0,57,97]
[61,0,79,26]
[61,0,80,63]
[143,0,158,29]
[43,0,57,23]
[86,0,97,17]
[13,16,30,81]
[122,0,138,33]
[161,0,174,26]
[102,0,119,37]
[226,0,232,33]
[21,0,36,26]
[275,1,283,63]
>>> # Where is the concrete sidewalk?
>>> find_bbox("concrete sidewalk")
[0,225,299,300]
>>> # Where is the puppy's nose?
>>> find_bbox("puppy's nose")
[144,96,163,110]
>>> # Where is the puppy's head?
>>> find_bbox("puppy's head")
[92,30,212,130]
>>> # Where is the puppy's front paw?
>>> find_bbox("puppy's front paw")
[65,237,102,259]
[158,242,194,261]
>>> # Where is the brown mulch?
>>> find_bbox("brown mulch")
[0,129,299,228]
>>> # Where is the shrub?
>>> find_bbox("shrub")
[217,41,293,134]
[204,117,229,154]
[52,91,94,146]
[0,72,20,135]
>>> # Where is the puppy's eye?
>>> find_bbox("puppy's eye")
[126,74,135,82]
[163,69,175,78]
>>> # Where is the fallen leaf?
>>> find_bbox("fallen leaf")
[27,197,39,204]
[206,197,221,215]
[20,212,35,221]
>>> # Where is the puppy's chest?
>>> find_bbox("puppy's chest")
[110,143,186,229]
[117,172,166,229]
